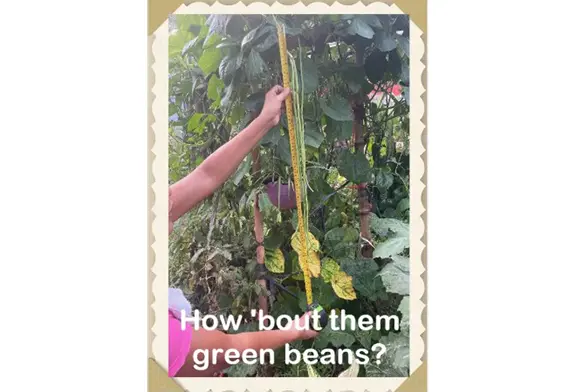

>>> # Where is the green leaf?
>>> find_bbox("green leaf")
[261,126,282,146]
[219,53,243,85]
[337,150,372,184]
[347,17,375,39]
[380,333,410,376]
[265,248,285,273]
[207,74,224,102]
[241,25,269,51]
[254,27,278,52]
[198,47,222,75]
[229,103,245,125]
[304,122,324,148]
[225,15,246,37]
[359,15,383,29]
[374,31,398,52]
[325,118,353,142]
[300,58,319,94]
[375,170,394,192]
[378,255,409,295]
[258,193,274,212]
[320,96,354,121]
[276,135,292,165]
[340,258,386,301]
[377,218,409,238]
[396,198,410,215]
[246,50,267,82]
[203,32,221,49]
[325,227,358,258]
[232,155,252,185]
[398,296,410,336]
[187,113,204,132]
[320,258,340,283]
[314,321,355,349]
[224,361,259,377]
[374,237,409,259]
[206,14,231,36]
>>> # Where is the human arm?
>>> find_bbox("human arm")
[169,86,290,232]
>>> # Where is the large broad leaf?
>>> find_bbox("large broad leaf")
[337,150,372,184]
[320,258,340,283]
[206,14,231,36]
[246,50,267,82]
[374,31,398,52]
[225,15,246,37]
[198,47,222,75]
[331,270,357,300]
[291,231,320,255]
[260,126,282,146]
[308,252,321,278]
[202,32,221,49]
[254,28,278,52]
[265,248,285,273]
[314,320,356,349]
[378,255,409,295]
[207,74,224,103]
[304,122,324,148]
[241,25,270,51]
[324,226,359,258]
[276,135,292,164]
[380,333,410,376]
[325,118,353,142]
[218,53,243,85]
[340,258,387,301]
[365,334,409,377]
[299,58,319,93]
[320,96,353,121]
[347,17,375,39]
[375,170,395,193]
[372,217,409,238]
[359,15,383,29]
[373,237,409,259]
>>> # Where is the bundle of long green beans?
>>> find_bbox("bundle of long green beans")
[287,47,311,250]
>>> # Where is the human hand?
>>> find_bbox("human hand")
[291,311,320,340]
[258,85,291,128]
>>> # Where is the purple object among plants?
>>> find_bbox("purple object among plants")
[266,182,297,210]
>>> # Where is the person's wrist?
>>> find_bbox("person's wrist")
[254,112,274,132]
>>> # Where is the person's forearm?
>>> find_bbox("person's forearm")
[169,115,271,222]
[228,329,300,354]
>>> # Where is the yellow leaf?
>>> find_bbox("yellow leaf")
[331,271,357,300]
[308,252,321,278]
[291,231,320,254]
[265,248,285,273]
[307,364,320,377]
[320,258,340,283]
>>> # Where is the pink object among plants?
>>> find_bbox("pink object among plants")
[266,182,297,210]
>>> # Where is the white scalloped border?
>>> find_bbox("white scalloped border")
[150,3,426,390]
